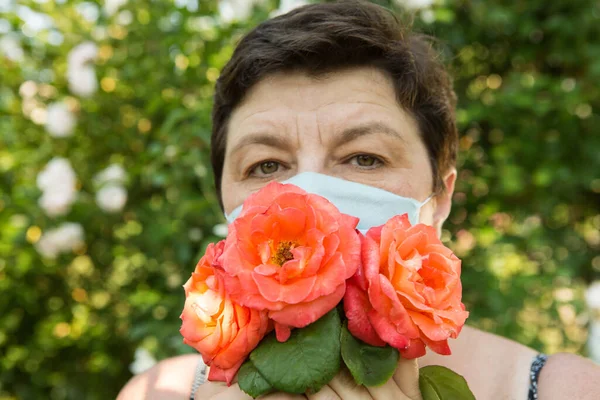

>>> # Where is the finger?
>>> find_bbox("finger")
[208,383,306,400]
[306,385,341,400]
[207,383,253,399]
[328,368,372,400]
[194,380,230,399]
[366,377,411,400]
[392,358,423,400]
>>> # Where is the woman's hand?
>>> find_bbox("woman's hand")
[195,382,304,400]
[308,357,422,400]
[195,358,422,400]
[194,381,306,399]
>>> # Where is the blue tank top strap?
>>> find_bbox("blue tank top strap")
[189,358,207,400]
[528,353,548,400]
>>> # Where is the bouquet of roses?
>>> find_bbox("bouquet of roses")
[180,182,474,399]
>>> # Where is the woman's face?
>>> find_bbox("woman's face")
[221,67,455,233]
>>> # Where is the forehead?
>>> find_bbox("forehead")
[227,67,407,135]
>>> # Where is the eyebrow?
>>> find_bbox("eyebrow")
[332,122,406,149]
[228,121,406,156]
[229,133,293,156]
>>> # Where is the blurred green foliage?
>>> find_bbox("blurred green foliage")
[0,0,599,399]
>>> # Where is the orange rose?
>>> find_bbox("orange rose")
[344,214,468,358]
[180,241,270,384]
[221,182,361,342]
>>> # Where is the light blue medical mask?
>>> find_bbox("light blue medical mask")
[225,172,433,231]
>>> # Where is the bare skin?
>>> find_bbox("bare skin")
[118,68,600,400]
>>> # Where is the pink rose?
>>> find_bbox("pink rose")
[180,241,270,384]
[344,214,469,358]
[220,182,361,342]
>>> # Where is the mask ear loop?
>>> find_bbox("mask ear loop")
[413,193,435,224]
[420,193,435,207]
[225,205,242,224]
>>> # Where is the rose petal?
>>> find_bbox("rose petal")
[269,284,345,328]
[362,234,382,282]
[398,230,428,260]
[274,322,291,342]
[399,338,427,359]
[303,252,346,302]
[300,229,326,276]
[253,272,316,304]
[238,182,305,217]
[372,275,419,338]
[212,308,264,369]
[180,305,212,344]
[207,358,245,385]
[344,282,386,346]
[254,263,279,276]
[367,309,410,350]
[421,335,451,355]
[220,267,281,310]
[409,311,454,342]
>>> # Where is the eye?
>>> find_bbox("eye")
[349,154,382,169]
[250,161,281,177]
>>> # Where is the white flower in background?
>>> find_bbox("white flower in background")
[16,5,54,35]
[94,164,126,186]
[0,18,11,33]
[587,281,600,311]
[212,223,228,238]
[35,234,61,258]
[271,0,309,16]
[129,348,157,375]
[35,222,85,258]
[96,184,127,213]
[45,102,76,138]
[68,41,98,66]
[39,190,78,217]
[37,158,78,217]
[104,0,128,16]
[0,1,13,12]
[19,81,37,98]
[420,9,436,24]
[37,158,77,192]
[394,0,434,10]
[94,165,127,213]
[47,30,64,46]
[116,10,133,25]
[50,223,85,251]
[219,0,267,23]
[0,35,24,62]
[68,65,98,98]
[75,2,100,23]
[67,42,98,97]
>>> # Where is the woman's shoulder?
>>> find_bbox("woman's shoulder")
[117,353,202,400]
[420,325,539,399]
[539,352,600,399]
[421,325,600,399]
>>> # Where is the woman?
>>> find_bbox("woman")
[118,1,600,399]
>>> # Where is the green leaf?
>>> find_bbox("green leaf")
[340,324,399,386]
[419,365,476,400]
[238,360,274,398]
[249,308,342,394]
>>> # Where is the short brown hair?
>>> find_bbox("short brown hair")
[211,0,458,207]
